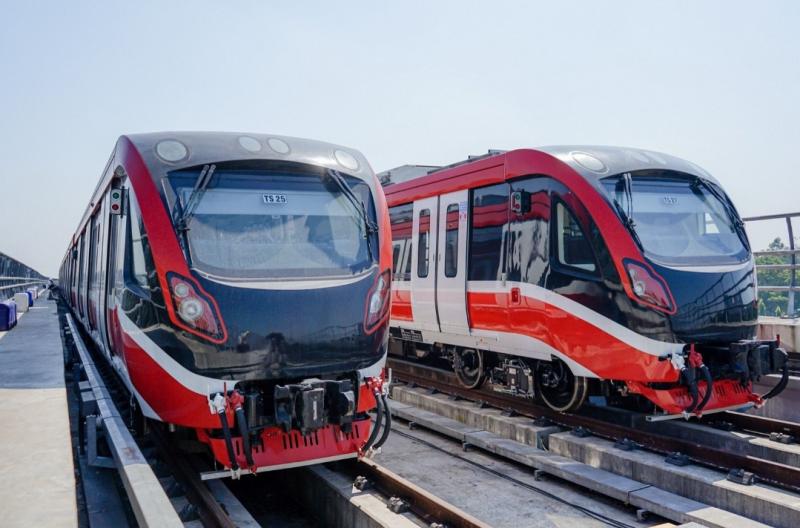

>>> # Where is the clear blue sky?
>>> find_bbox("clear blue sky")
[1,1,798,276]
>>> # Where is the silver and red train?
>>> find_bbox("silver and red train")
[60,132,392,476]
[382,146,788,418]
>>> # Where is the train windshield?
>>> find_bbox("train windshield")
[168,169,377,280]
[601,173,749,266]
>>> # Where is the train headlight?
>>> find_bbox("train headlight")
[173,282,191,299]
[624,260,676,314]
[167,273,227,343]
[369,275,386,315]
[364,270,391,334]
[178,297,204,322]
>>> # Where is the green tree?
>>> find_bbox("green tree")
[756,237,791,317]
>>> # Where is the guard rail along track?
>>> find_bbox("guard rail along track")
[67,313,234,528]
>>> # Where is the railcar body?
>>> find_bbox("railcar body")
[60,132,392,475]
[382,146,788,417]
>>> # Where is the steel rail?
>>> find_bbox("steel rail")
[149,424,236,528]
[352,458,491,528]
[387,358,800,491]
[715,411,800,439]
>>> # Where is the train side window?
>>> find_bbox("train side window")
[554,201,596,273]
[469,183,509,281]
[403,242,412,279]
[418,209,430,278]
[392,244,401,276]
[389,203,413,281]
[444,204,459,277]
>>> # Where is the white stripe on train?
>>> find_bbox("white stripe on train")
[392,280,685,379]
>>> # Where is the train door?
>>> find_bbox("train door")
[95,189,114,358]
[468,183,511,333]
[77,231,87,318]
[88,211,104,335]
[436,190,470,334]
[410,197,439,332]
[105,183,126,359]
[507,176,553,348]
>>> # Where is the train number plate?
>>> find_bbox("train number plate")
[399,328,423,343]
[263,193,288,204]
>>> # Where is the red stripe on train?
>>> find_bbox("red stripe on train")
[465,290,678,383]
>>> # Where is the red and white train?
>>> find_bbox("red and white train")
[60,132,393,476]
[382,146,788,417]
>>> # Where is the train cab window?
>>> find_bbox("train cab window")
[555,202,596,273]
[601,173,748,265]
[127,192,152,291]
[444,204,459,277]
[418,209,430,278]
[168,169,377,280]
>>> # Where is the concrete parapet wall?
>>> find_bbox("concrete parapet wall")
[758,317,799,351]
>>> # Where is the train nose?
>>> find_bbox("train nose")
[195,273,387,379]
[654,262,759,343]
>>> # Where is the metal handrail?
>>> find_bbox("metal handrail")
[0,281,44,291]
[744,212,798,316]
[753,250,800,257]
[743,211,800,222]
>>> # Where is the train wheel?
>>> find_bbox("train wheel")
[536,359,588,412]
[454,349,485,389]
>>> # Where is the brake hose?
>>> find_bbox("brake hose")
[682,366,700,414]
[218,409,239,472]
[373,394,392,449]
[363,390,384,451]
[234,406,256,471]
[763,350,790,400]
[695,364,713,413]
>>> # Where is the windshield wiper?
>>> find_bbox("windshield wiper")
[177,164,216,231]
[325,169,379,260]
[612,173,643,248]
[691,176,749,250]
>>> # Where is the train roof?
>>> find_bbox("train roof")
[68,131,376,247]
[381,145,719,200]
[125,131,375,180]
[535,145,715,183]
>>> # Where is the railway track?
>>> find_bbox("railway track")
[387,357,800,492]
[706,409,800,440]
[64,309,260,527]
[148,424,239,528]
[63,300,485,527]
